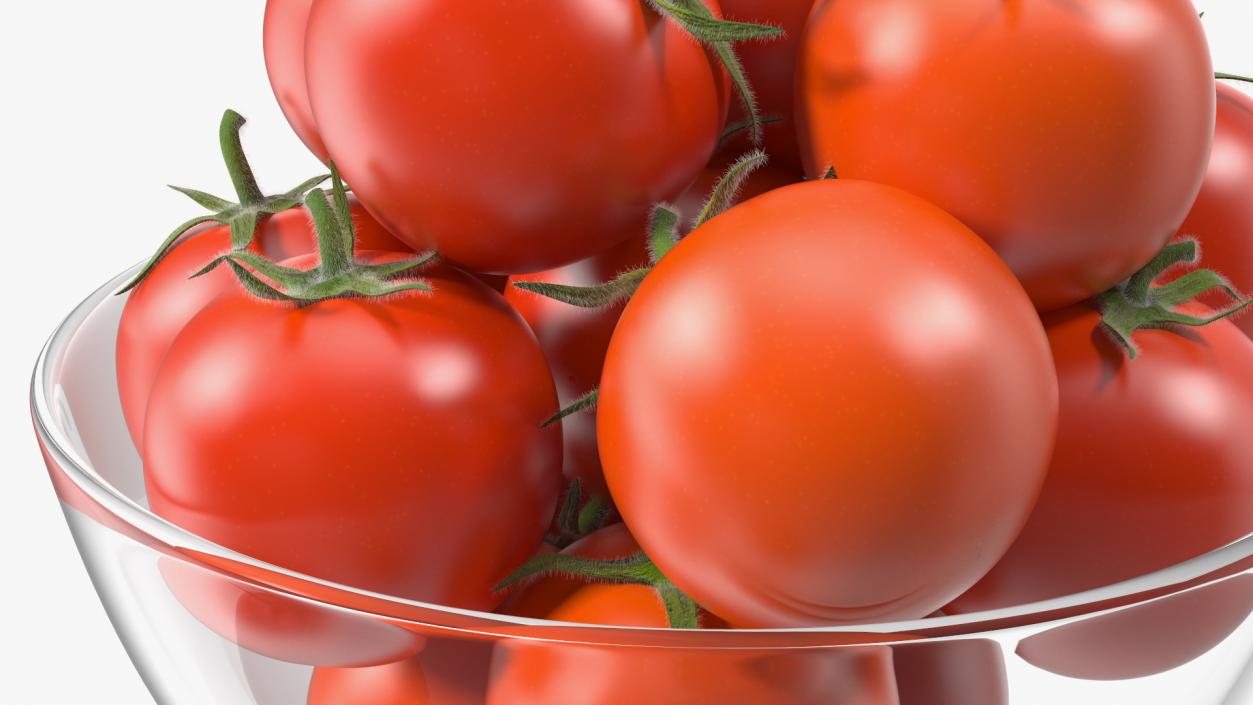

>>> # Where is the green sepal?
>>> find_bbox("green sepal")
[649,0,779,145]
[648,205,681,264]
[692,149,768,230]
[1216,72,1253,84]
[1097,238,1250,358]
[822,166,838,180]
[719,115,784,147]
[513,269,650,309]
[576,495,612,537]
[496,550,701,629]
[118,110,330,294]
[542,388,600,429]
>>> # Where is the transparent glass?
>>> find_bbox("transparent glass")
[30,267,1253,705]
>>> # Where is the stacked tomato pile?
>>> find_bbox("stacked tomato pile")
[116,0,1253,702]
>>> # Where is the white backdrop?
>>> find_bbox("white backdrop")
[1,2,1251,702]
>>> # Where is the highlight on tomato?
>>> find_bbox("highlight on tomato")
[797,0,1215,311]
[139,174,563,620]
[263,0,327,162]
[302,0,784,274]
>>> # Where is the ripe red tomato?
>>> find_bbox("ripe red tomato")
[117,203,404,450]
[893,640,1007,705]
[491,526,898,705]
[1170,83,1253,337]
[303,0,730,274]
[308,637,496,705]
[598,180,1058,628]
[142,258,562,612]
[797,0,1214,311]
[263,0,327,162]
[715,0,817,173]
[948,305,1253,613]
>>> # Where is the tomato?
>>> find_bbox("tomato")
[598,180,1057,628]
[797,0,1214,311]
[303,0,730,274]
[117,203,405,450]
[892,640,1007,705]
[142,257,562,612]
[505,163,797,498]
[715,0,817,173]
[948,305,1253,613]
[490,526,899,705]
[263,0,328,162]
[1169,83,1253,337]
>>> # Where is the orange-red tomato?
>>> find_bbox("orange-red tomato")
[263,0,327,162]
[949,305,1253,613]
[715,0,818,173]
[598,180,1058,628]
[1170,83,1253,337]
[797,0,1215,311]
[308,637,496,705]
[142,259,562,613]
[490,526,899,705]
[116,203,404,450]
[304,0,730,274]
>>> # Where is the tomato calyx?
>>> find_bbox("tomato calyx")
[647,1,783,145]
[120,110,331,293]
[546,478,614,549]
[497,547,702,629]
[194,169,437,303]
[1097,238,1250,358]
[1216,72,1253,84]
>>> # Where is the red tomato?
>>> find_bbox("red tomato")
[892,640,1007,705]
[117,203,404,450]
[491,528,898,705]
[142,258,562,612]
[948,305,1253,613]
[715,0,817,173]
[263,0,328,162]
[507,240,651,499]
[1170,83,1253,337]
[303,0,730,274]
[797,0,1214,311]
[598,180,1058,628]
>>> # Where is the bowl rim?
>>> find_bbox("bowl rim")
[30,263,1253,644]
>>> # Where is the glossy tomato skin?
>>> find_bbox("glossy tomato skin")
[304,0,730,275]
[117,203,405,450]
[1171,83,1253,337]
[142,258,562,611]
[797,0,1214,311]
[599,180,1058,628]
[309,657,430,705]
[507,240,651,500]
[491,525,899,705]
[263,0,328,162]
[715,0,817,173]
[949,305,1253,613]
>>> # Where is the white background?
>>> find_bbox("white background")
[1,1,1252,702]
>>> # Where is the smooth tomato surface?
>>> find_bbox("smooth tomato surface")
[715,0,817,173]
[263,0,327,161]
[949,306,1253,612]
[308,637,496,705]
[117,203,404,450]
[1170,83,1253,337]
[304,0,730,274]
[142,259,562,611]
[797,0,1214,311]
[599,180,1058,628]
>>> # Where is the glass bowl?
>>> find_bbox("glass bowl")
[31,266,1253,705]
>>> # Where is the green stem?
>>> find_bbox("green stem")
[542,388,600,428]
[219,110,265,206]
[1216,72,1253,84]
